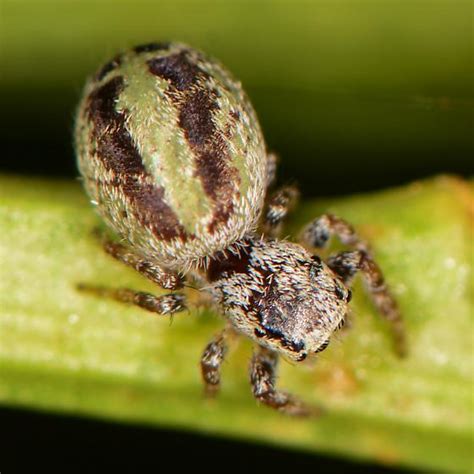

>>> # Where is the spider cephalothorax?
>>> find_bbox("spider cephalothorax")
[75,42,405,416]
[207,238,351,362]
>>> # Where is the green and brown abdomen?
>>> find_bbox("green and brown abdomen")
[75,43,267,270]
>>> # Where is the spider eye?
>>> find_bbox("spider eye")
[297,352,308,362]
[315,339,329,354]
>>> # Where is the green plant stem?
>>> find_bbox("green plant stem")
[0,174,472,471]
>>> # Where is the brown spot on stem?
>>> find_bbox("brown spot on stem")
[318,364,360,398]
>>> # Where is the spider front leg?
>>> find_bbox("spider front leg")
[301,213,368,252]
[249,347,315,417]
[327,251,406,356]
[262,185,300,238]
[301,213,406,356]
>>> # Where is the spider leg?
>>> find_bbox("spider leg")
[300,213,368,252]
[262,185,300,238]
[327,251,406,356]
[100,236,183,290]
[200,328,232,397]
[301,213,406,356]
[77,284,186,316]
[249,346,317,416]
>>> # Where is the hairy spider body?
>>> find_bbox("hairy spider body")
[75,42,267,269]
[75,42,405,416]
[206,238,350,362]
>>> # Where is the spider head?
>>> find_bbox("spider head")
[211,239,351,362]
[249,240,351,361]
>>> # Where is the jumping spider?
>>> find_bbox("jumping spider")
[75,42,405,416]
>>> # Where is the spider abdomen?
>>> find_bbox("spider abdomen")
[75,42,267,269]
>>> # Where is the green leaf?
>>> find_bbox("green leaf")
[0,174,472,471]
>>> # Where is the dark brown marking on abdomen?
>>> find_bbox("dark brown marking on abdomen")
[85,76,190,242]
[95,55,123,82]
[147,50,205,91]
[134,42,171,54]
[147,48,240,234]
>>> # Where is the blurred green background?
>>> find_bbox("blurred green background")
[1,0,472,194]
[0,1,472,472]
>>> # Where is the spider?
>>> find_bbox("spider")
[75,42,405,416]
